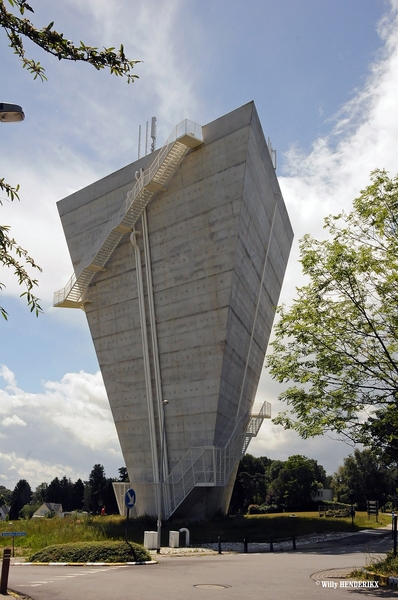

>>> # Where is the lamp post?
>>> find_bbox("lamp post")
[156,399,169,554]
[0,103,25,123]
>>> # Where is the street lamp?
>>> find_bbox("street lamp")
[156,399,169,554]
[0,103,25,123]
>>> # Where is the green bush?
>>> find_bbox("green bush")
[247,504,262,514]
[29,540,151,563]
[247,504,280,514]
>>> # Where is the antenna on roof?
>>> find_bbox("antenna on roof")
[150,117,157,152]
[138,125,142,159]
[137,117,158,158]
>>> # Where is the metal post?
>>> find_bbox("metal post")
[292,534,296,550]
[269,535,273,552]
[157,399,169,554]
[218,536,222,554]
[125,507,129,543]
[393,515,397,557]
[0,548,11,595]
[243,537,248,553]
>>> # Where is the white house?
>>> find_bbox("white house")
[33,503,64,518]
[0,505,10,520]
[312,489,333,502]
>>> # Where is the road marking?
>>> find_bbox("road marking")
[360,529,387,535]
[15,564,127,590]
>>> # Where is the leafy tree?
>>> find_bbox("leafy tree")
[9,478,31,518]
[86,464,108,514]
[0,1,139,83]
[59,476,73,511]
[0,0,139,319]
[229,454,326,513]
[0,222,42,320]
[266,170,398,461]
[0,485,12,505]
[269,455,321,510]
[118,467,129,482]
[265,459,284,483]
[229,455,270,513]
[70,478,85,511]
[32,482,48,504]
[19,501,41,519]
[102,478,119,514]
[46,477,62,503]
[331,449,395,509]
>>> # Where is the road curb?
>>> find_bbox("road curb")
[12,560,157,567]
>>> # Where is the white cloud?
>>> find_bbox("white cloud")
[0,452,77,489]
[2,415,27,427]
[279,0,398,249]
[0,368,122,490]
[257,0,398,468]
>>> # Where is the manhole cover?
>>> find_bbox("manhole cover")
[194,584,231,589]
[311,568,354,581]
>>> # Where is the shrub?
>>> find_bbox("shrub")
[261,504,279,514]
[247,504,279,514]
[247,504,262,514]
[29,540,151,563]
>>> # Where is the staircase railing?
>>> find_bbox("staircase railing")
[163,401,271,518]
[54,119,203,308]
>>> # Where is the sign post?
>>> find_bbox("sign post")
[1,532,27,557]
[124,488,136,542]
[367,500,379,522]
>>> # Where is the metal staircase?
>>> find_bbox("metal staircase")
[242,401,271,455]
[163,401,271,518]
[54,120,203,308]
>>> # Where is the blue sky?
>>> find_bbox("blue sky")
[0,0,397,491]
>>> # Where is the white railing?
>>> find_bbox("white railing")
[54,119,203,308]
[242,401,271,455]
[164,401,272,517]
[164,416,246,517]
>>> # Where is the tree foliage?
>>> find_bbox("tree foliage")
[269,455,325,510]
[331,449,396,509]
[9,478,31,518]
[229,454,326,513]
[4,465,123,518]
[0,207,43,320]
[0,0,139,319]
[266,170,398,461]
[0,0,140,82]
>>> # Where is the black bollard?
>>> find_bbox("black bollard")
[0,548,11,595]
[269,535,273,552]
[218,536,222,554]
[292,534,297,550]
[393,515,397,557]
[243,537,248,553]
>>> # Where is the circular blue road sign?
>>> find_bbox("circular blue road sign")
[125,488,136,509]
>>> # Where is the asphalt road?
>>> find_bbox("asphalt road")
[7,529,397,600]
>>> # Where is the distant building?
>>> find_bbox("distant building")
[33,503,64,518]
[312,489,333,502]
[0,505,10,521]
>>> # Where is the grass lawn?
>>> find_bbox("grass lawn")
[0,511,391,558]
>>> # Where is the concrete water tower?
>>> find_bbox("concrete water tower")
[54,102,293,520]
